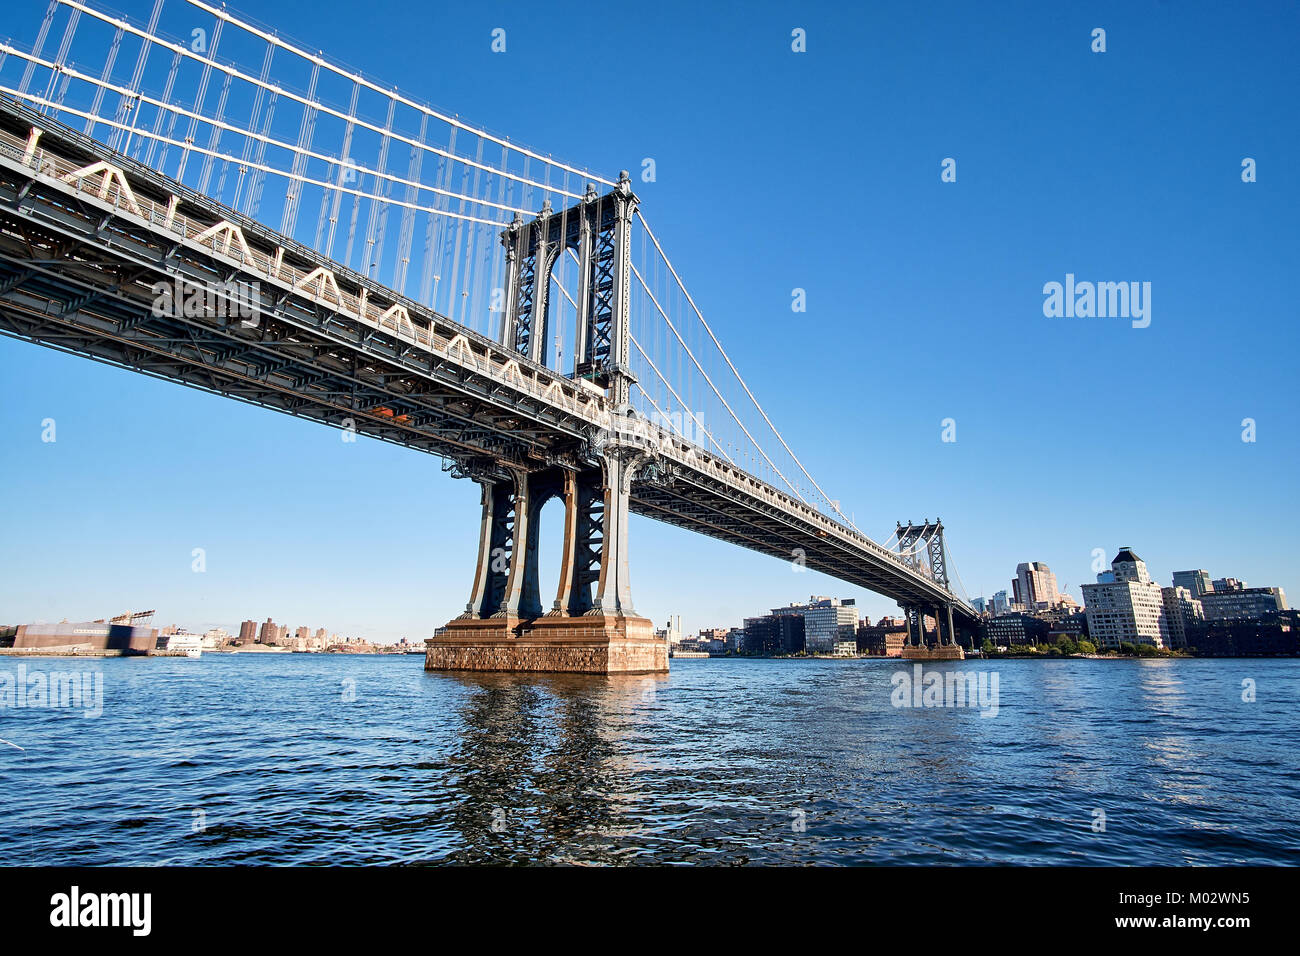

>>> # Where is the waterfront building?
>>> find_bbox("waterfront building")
[800,598,858,654]
[725,628,744,652]
[1013,562,1060,611]
[742,614,804,655]
[1172,570,1212,598]
[1081,548,1169,649]
[238,620,258,645]
[986,612,1049,647]
[857,618,907,656]
[1188,611,1300,656]
[746,596,856,655]
[1161,586,1204,649]
[1199,587,1287,622]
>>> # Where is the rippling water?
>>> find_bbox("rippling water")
[0,655,1296,865]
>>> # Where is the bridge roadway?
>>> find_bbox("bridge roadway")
[0,96,974,619]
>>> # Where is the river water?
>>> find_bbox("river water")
[0,655,1296,865]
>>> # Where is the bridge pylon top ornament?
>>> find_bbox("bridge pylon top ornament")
[896,519,951,592]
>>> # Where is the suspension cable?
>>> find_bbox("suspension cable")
[60,0,605,199]
[635,208,857,529]
[184,0,613,189]
[0,84,513,229]
[0,45,534,220]
[630,262,803,503]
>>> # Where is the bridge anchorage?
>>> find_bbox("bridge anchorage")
[895,520,966,660]
[427,174,669,674]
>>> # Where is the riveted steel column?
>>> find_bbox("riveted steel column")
[465,479,514,619]
[573,186,596,372]
[590,451,636,617]
[609,171,638,410]
[498,214,522,346]
[492,470,531,618]
[528,206,553,365]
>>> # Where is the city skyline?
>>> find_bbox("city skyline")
[2,535,1290,645]
[1,0,1297,641]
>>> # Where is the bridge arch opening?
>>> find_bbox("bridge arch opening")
[532,493,566,616]
[543,244,581,376]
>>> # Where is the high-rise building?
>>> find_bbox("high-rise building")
[258,617,286,645]
[238,620,258,645]
[1012,562,1060,611]
[1212,577,1245,592]
[1081,548,1170,649]
[1172,570,1212,598]
[1161,586,1204,649]
[990,590,1017,616]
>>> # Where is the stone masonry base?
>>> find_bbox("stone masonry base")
[425,613,668,675]
[899,645,966,661]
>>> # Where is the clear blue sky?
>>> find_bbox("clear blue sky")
[2,0,1297,640]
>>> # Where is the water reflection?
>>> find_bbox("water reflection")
[429,671,660,863]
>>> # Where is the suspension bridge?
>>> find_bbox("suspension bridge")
[0,0,978,672]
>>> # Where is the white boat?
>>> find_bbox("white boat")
[164,634,204,657]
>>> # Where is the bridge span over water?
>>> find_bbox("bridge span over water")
[0,1,976,671]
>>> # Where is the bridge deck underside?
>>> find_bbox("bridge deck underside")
[631,482,953,608]
[0,174,592,474]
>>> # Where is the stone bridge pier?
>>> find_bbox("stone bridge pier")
[426,450,667,674]
[899,602,965,661]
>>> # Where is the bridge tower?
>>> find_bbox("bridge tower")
[426,173,667,674]
[896,519,965,661]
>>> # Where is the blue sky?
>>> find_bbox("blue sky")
[2,0,1297,640]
